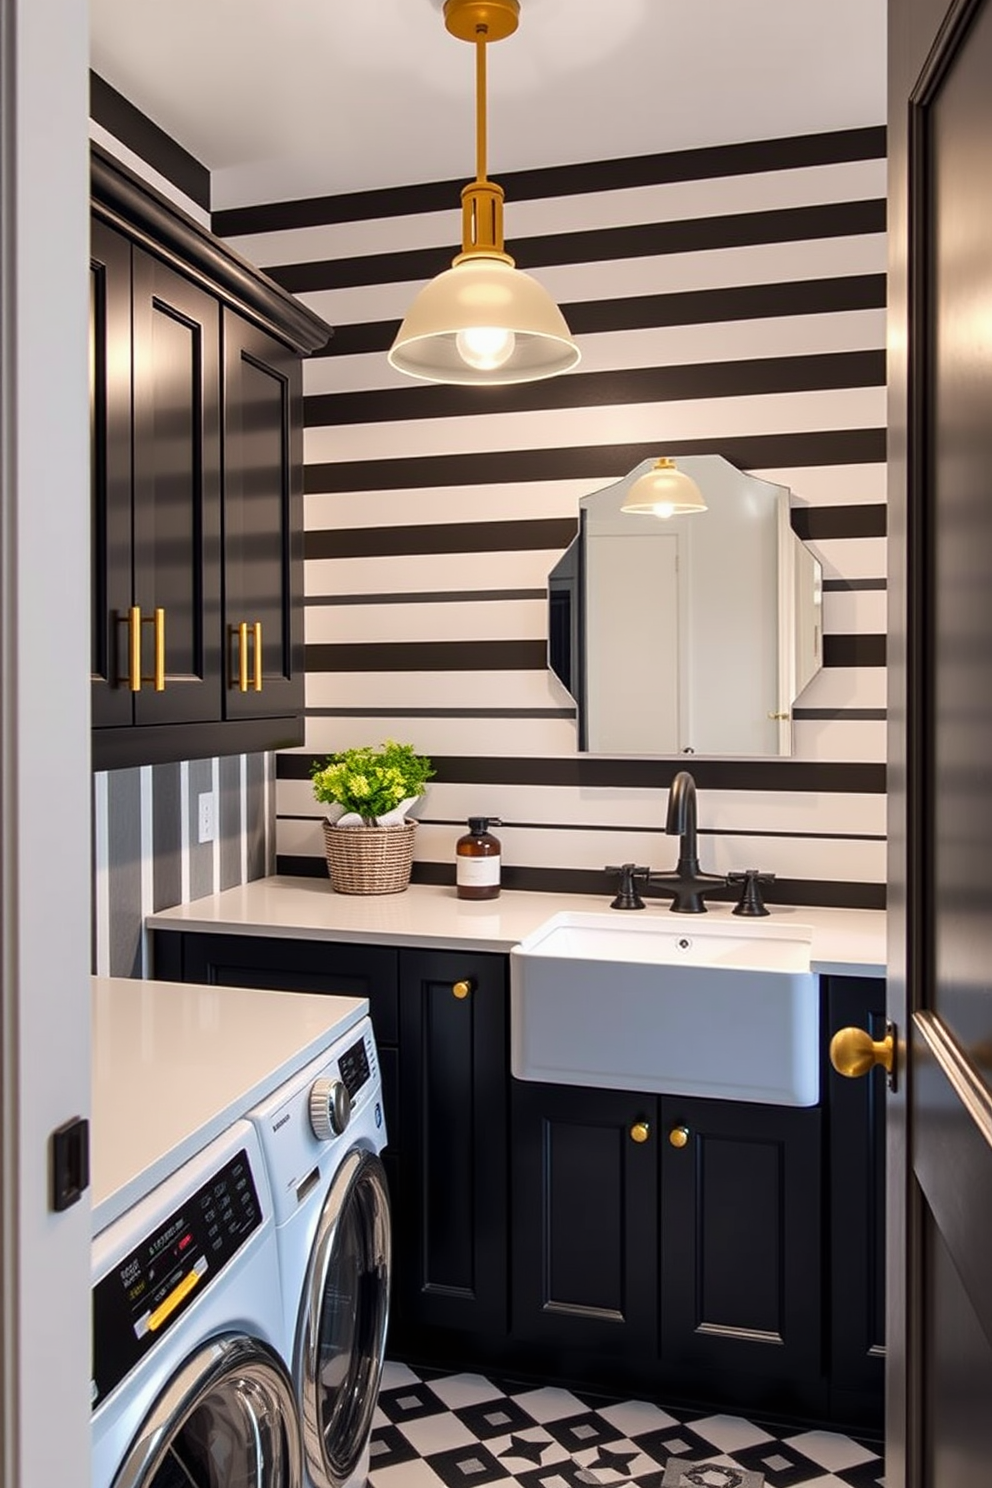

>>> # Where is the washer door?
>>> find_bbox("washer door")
[298,1148,391,1488]
[113,1333,300,1488]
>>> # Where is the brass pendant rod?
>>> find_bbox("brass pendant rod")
[475,27,488,183]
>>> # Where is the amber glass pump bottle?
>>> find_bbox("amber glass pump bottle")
[455,817,503,900]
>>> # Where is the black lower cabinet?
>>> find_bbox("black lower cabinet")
[392,949,508,1348]
[511,1080,824,1414]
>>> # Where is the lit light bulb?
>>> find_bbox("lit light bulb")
[652,502,675,520]
[455,325,516,371]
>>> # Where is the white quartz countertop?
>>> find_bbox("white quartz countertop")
[91,975,367,1234]
[148,878,887,978]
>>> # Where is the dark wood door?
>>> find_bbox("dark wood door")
[659,1095,822,1402]
[90,219,133,728]
[396,948,508,1339]
[131,248,221,726]
[222,310,304,724]
[511,1081,658,1357]
[889,0,992,1481]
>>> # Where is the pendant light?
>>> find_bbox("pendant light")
[620,459,708,520]
[388,0,580,386]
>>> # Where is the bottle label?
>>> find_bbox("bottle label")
[457,855,500,887]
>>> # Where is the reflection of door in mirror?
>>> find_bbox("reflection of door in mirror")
[547,455,824,758]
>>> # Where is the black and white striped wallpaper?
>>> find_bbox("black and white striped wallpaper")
[217,125,888,909]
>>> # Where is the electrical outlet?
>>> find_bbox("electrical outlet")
[197,792,216,845]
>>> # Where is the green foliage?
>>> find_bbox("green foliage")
[310,740,434,826]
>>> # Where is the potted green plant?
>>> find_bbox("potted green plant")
[311,741,434,894]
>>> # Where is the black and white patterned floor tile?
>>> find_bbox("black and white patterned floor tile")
[368,1364,885,1488]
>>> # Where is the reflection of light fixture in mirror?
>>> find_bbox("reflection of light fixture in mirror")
[620,458,708,520]
[388,0,580,386]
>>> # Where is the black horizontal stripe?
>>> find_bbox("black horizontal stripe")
[793,707,886,720]
[305,517,575,562]
[823,633,887,667]
[306,588,548,606]
[305,429,887,494]
[791,504,887,540]
[305,640,546,673]
[318,274,888,359]
[215,126,886,237]
[306,706,574,719]
[288,810,884,844]
[306,350,885,429]
[90,71,211,211]
[822,577,887,591]
[270,199,886,295]
[278,753,885,792]
[276,854,886,910]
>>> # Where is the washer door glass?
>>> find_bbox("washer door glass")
[299,1148,391,1488]
[114,1333,299,1488]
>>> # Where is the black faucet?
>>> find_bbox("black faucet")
[648,770,726,913]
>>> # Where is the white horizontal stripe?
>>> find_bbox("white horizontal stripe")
[225,158,886,270]
[792,718,887,763]
[306,388,887,466]
[751,463,887,505]
[277,778,885,837]
[274,816,886,886]
[298,715,580,759]
[822,588,886,633]
[305,668,566,712]
[797,665,887,710]
[306,597,546,645]
[305,309,886,397]
[305,478,600,531]
[296,233,888,330]
[305,549,563,599]
[806,535,886,581]
[90,122,210,228]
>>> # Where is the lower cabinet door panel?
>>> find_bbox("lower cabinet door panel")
[660,1095,823,1385]
[511,1081,659,1356]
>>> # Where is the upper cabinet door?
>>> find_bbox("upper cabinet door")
[130,248,222,726]
[221,311,304,725]
[90,219,133,728]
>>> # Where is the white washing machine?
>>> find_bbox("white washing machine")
[91,975,368,1488]
[248,1014,390,1488]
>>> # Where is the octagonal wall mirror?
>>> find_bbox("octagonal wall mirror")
[548,454,823,758]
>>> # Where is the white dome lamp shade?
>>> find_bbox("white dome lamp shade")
[620,459,709,520]
[388,0,580,387]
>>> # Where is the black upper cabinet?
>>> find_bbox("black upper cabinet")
[90,144,330,769]
[221,311,303,722]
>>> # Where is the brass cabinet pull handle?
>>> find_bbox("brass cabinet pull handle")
[630,1121,650,1144]
[237,621,249,692]
[253,620,263,692]
[830,1025,894,1079]
[125,606,166,692]
[669,1125,690,1149]
[452,980,472,999]
[128,605,142,692]
[152,607,165,692]
[767,711,790,721]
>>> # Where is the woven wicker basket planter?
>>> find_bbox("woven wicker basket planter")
[322,819,417,895]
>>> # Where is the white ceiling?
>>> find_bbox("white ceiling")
[90,0,887,211]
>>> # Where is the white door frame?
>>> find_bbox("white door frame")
[0,1,92,1482]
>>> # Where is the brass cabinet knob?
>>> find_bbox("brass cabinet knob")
[830,1025,894,1078]
[629,1121,650,1144]
[452,980,472,999]
[668,1125,690,1149]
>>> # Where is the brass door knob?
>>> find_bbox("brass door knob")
[668,1125,690,1149]
[830,1025,894,1078]
[629,1121,650,1144]
[452,980,472,999]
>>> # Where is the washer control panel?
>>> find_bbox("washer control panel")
[91,1149,262,1410]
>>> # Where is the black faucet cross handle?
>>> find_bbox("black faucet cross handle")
[727,868,775,917]
[606,863,650,911]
